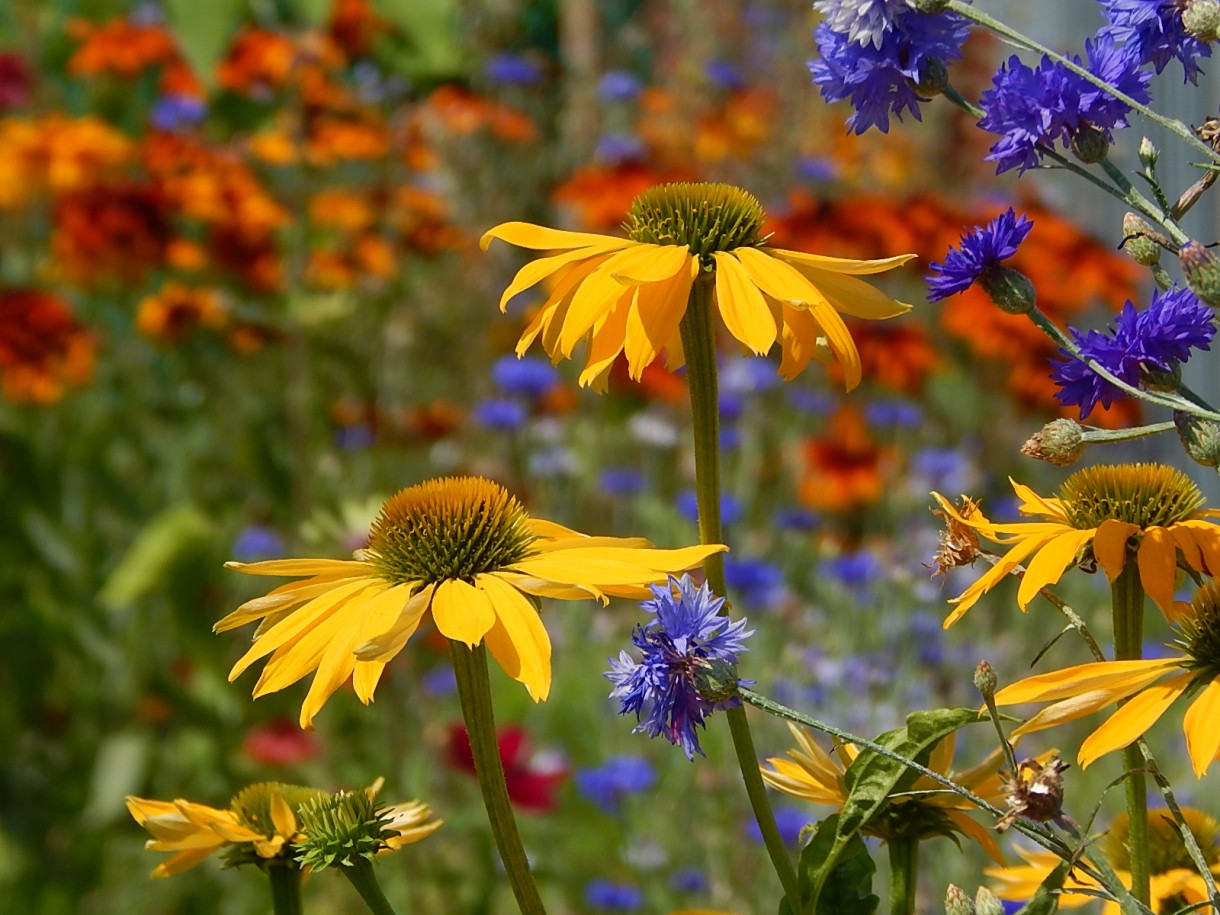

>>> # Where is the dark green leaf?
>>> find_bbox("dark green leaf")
[1014,859,1069,914]
[164,0,242,91]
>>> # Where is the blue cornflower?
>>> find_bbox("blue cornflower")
[864,398,923,428]
[705,60,746,90]
[1052,285,1216,418]
[910,446,973,493]
[598,70,643,102]
[676,490,743,527]
[978,36,1151,173]
[926,208,1034,301]
[484,53,544,86]
[232,525,285,562]
[795,155,839,183]
[473,398,528,430]
[598,467,646,496]
[815,0,922,48]
[574,755,657,813]
[1100,0,1212,83]
[820,550,880,588]
[491,354,559,399]
[668,867,709,893]
[606,575,754,760]
[723,556,787,610]
[720,356,781,395]
[585,880,644,911]
[150,94,207,132]
[810,8,970,134]
[745,804,810,846]
[595,133,645,164]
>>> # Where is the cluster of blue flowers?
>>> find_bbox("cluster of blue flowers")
[926,208,1033,302]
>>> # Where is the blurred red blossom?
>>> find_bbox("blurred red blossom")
[445,722,568,813]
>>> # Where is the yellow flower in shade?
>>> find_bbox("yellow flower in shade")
[932,463,1220,627]
[988,807,1220,914]
[993,580,1220,776]
[480,182,915,390]
[127,780,441,878]
[218,476,726,727]
[760,723,1014,863]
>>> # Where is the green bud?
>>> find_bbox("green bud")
[1175,410,1220,468]
[1180,242,1220,307]
[1138,136,1159,169]
[973,887,1005,915]
[979,266,1036,315]
[973,660,998,700]
[1070,124,1109,164]
[911,0,951,12]
[693,657,740,702]
[1183,0,1220,42]
[913,57,949,95]
[1120,213,1163,266]
[294,790,395,872]
[1021,419,1084,466]
[944,884,975,915]
[1142,362,1181,392]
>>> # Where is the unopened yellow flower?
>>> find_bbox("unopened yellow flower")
[989,807,1220,915]
[761,723,1011,862]
[481,182,914,390]
[128,780,440,878]
[994,580,1220,776]
[932,463,1220,627]
[219,476,726,727]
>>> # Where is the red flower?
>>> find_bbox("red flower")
[243,717,321,767]
[444,722,567,813]
[0,52,32,112]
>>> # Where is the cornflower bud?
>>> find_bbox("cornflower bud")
[1021,419,1084,466]
[973,660,998,700]
[979,267,1036,315]
[912,0,951,12]
[1070,124,1109,164]
[1176,410,1220,468]
[1120,212,1164,266]
[1180,241,1220,307]
[1183,0,1220,42]
[973,887,1005,915]
[913,57,950,95]
[1138,136,1159,169]
[944,884,975,915]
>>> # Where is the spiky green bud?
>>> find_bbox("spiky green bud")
[1180,242,1220,307]
[979,267,1036,315]
[973,660,998,700]
[973,887,1005,915]
[1183,0,1220,42]
[1176,410,1220,469]
[692,657,741,702]
[1120,213,1163,266]
[944,885,975,915]
[1021,419,1084,466]
[294,790,395,872]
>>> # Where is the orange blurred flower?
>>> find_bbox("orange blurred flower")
[798,408,893,513]
[310,188,374,232]
[388,185,463,253]
[328,0,390,59]
[0,115,132,209]
[695,89,775,164]
[209,224,282,293]
[829,320,940,394]
[67,17,180,79]
[217,27,297,96]
[306,115,390,165]
[0,289,95,404]
[552,163,696,232]
[422,85,536,142]
[136,282,227,342]
[52,182,172,284]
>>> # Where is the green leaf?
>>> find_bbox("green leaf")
[163,0,242,91]
[98,503,213,611]
[82,731,149,824]
[370,0,467,82]
[780,815,879,915]
[1014,859,1069,914]
[293,0,334,27]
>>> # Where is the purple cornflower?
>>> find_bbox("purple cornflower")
[1100,0,1212,83]
[484,53,544,86]
[585,880,644,911]
[473,398,528,430]
[598,70,643,102]
[232,525,284,562]
[815,0,922,48]
[150,94,206,132]
[926,208,1034,301]
[1052,285,1216,417]
[723,556,787,610]
[810,7,969,134]
[595,133,645,164]
[978,35,1151,173]
[491,354,559,399]
[745,804,810,846]
[676,490,743,527]
[606,575,754,760]
[574,755,657,813]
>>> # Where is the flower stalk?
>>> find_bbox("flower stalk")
[450,641,547,915]
[888,838,919,915]
[1111,561,1150,908]
[340,858,400,915]
[678,272,803,914]
[268,863,304,915]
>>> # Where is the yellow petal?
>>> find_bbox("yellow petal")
[1183,677,1220,777]
[777,303,822,379]
[149,846,220,878]
[1010,689,1132,740]
[496,243,627,311]
[558,245,666,356]
[270,791,296,838]
[1016,529,1096,609]
[430,577,496,647]
[1078,671,1192,767]
[944,809,1005,865]
[1137,526,1181,615]
[355,586,434,662]
[713,251,778,354]
[994,659,1179,705]
[478,573,552,701]
[611,243,691,285]
[1009,480,1070,522]
[578,294,631,387]
[1093,520,1140,581]
[480,221,633,252]
[944,532,1060,627]
[225,558,368,577]
[767,247,917,276]
[213,579,343,633]
[493,570,605,601]
[796,265,914,320]
[623,255,696,377]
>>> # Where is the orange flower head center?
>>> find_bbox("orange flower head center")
[1102,807,1220,875]
[1175,581,1220,676]
[366,476,535,586]
[1057,463,1204,530]
[625,182,765,259]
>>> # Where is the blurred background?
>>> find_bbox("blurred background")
[1,1,1216,913]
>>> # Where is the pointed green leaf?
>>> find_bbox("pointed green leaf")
[295,0,334,27]
[98,503,213,611]
[1014,859,1068,914]
[164,0,242,91]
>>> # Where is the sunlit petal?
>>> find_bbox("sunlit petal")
[1078,672,1191,767]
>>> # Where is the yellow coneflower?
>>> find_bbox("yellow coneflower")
[481,182,915,390]
[218,475,725,728]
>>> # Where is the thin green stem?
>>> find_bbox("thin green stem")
[887,839,918,915]
[268,863,304,915]
[947,1,1220,166]
[678,274,802,915]
[342,858,400,915]
[450,641,547,915]
[1080,421,1175,445]
[1138,742,1220,908]
[1112,561,1150,909]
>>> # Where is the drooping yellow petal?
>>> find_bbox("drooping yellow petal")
[1175,520,1220,575]
[795,265,914,320]
[495,242,627,311]
[1183,678,1220,777]
[777,303,824,379]
[926,731,955,777]
[354,586,434,662]
[559,245,668,355]
[270,792,297,839]
[578,294,632,387]
[1078,671,1192,767]
[611,243,691,285]
[767,247,917,276]
[1010,688,1138,740]
[480,221,634,252]
[713,251,778,354]
[430,577,496,647]
[513,555,695,587]
[213,579,346,633]
[225,558,368,577]
[945,808,1005,865]
[994,659,1179,705]
[1016,528,1096,609]
[1009,480,1070,523]
[623,254,696,377]
[478,573,552,701]
[1093,519,1140,581]
[149,846,221,878]
[1137,526,1182,614]
[944,532,1062,627]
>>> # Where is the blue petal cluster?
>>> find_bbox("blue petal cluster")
[978,35,1151,173]
[491,354,559,399]
[606,575,754,760]
[574,755,657,813]
[1052,286,1216,418]
[926,208,1034,301]
[1100,0,1212,83]
[810,9,970,134]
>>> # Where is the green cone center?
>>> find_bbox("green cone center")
[1103,807,1220,875]
[1059,463,1204,530]
[366,476,536,586]
[625,182,766,258]
[1176,581,1220,677]
[230,782,324,836]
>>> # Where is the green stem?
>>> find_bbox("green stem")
[887,838,918,915]
[268,863,304,915]
[1112,561,1150,909]
[450,641,547,915]
[678,274,802,915]
[342,858,400,915]
[1080,422,1175,445]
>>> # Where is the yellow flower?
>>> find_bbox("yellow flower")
[218,476,726,727]
[932,463,1220,627]
[760,723,1012,862]
[481,182,914,390]
[127,780,440,878]
[989,808,1220,915]
[993,580,1220,776]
